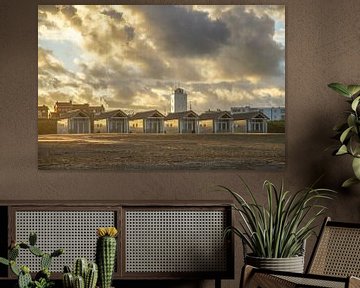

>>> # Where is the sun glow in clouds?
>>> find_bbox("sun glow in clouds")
[38,5,285,113]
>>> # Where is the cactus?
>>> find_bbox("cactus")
[73,275,85,288]
[41,253,52,270]
[63,272,74,288]
[96,227,118,288]
[63,260,98,288]
[0,233,63,288]
[85,263,98,288]
[9,246,19,260]
[29,245,44,257]
[74,258,87,279]
[10,260,20,276]
[29,232,37,246]
[18,269,32,288]
[35,268,51,281]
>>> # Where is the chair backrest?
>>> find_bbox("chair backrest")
[307,217,360,277]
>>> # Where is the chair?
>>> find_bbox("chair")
[241,217,360,288]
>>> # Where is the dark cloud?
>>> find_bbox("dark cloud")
[61,5,82,27]
[101,9,123,21]
[131,5,230,57]
[38,5,61,15]
[38,5,61,28]
[124,25,135,42]
[217,6,284,77]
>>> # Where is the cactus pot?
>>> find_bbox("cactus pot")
[245,254,304,273]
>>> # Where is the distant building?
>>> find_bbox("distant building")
[38,105,49,119]
[57,109,91,134]
[199,111,233,133]
[170,88,187,113]
[165,110,199,134]
[232,111,269,133]
[53,100,105,118]
[94,110,129,133]
[129,110,165,133]
[231,106,285,121]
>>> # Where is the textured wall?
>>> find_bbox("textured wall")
[0,1,360,287]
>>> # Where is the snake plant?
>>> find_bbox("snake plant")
[221,178,335,258]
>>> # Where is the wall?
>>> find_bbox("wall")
[0,1,360,287]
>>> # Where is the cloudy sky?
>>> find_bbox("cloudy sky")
[38,5,285,114]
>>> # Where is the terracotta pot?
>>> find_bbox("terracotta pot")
[245,254,305,273]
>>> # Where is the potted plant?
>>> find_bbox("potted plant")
[221,179,334,273]
[328,83,360,187]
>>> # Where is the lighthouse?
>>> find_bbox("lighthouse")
[170,88,187,113]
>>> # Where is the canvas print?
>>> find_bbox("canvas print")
[38,5,285,170]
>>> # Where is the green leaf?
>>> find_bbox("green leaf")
[328,83,351,97]
[352,157,360,179]
[342,177,360,188]
[351,96,360,111]
[347,85,360,97]
[336,144,348,155]
[340,127,353,143]
[347,114,356,127]
[0,257,9,266]
[10,261,20,276]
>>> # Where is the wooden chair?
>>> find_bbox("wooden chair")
[241,217,360,288]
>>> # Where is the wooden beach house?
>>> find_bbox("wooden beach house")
[164,110,199,134]
[199,111,234,133]
[232,111,269,133]
[129,110,165,133]
[94,110,129,133]
[57,109,91,134]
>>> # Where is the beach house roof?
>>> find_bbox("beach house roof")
[165,110,198,120]
[232,111,269,120]
[94,109,128,120]
[59,109,90,119]
[199,111,233,120]
[130,110,165,120]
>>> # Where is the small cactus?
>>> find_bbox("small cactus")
[0,232,63,288]
[85,263,98,288]
[74,275,85,288]
[96,227,118,288]
[63,272,74,288]
[63,259,98,288]
[74,258,88,279]
[18,269,32,288]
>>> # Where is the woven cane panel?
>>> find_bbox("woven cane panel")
[277,275,345,288]
[310,226,360,277]
[15,211,115,272]
[125,210,227,273]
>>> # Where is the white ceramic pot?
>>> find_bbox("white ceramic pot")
[245,254,305,273]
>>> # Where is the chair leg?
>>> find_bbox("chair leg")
[215,278,221,288]
[240,265,296,288]
[240,265,255,288]
[349,276,360,288]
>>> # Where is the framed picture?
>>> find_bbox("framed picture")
[38,5,285,170]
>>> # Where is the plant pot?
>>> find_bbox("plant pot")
[245,254,304,273]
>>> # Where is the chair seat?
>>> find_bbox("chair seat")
[243,265,360,288]
[277,274,346,288]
